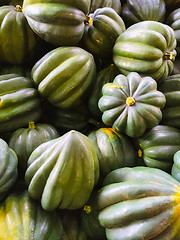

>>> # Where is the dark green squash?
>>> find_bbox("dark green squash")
[158,74,180,128]
[88,63,119,120]
[22,0,91,46]
[138,125,180,172]
[0,74,42,133]
[122,0,166,26]
[83,7,125,59]
[171,150,180,182]
[81,190,106,240]
[32,46,96,109]
[0,191,63,239]
[98,166,180,240]
[0,138,18,201]
[90,0,121,14]
[0,5,42,64]
[98,72,166,138]
[113,21,177,83]
[166,8,180,57]
[88,128,136,179]
[8,121,59,173]
[25,130,99,211]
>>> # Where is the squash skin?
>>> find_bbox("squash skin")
[98,72,166,138]
[0,191,63,240]
[8,122,59,172]
[171,150,180,182]
[113,21,177,83]
[122,0,166,26]
[88,128,136,179]
[0,5,41,64]
[98,166,180,240]
[138,125,180,172]
[0,74,42,133]
[0,138,18,201]
[90,0,121,14]
[88,63,119,120]
[25,130,99,211]
[158,74,180,128]
[166,8,180,56]
[83,7,125,59]
[22,0,91,46]
[32,46,96,109]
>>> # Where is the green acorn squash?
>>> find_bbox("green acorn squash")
[83,7,125,59]
[0,74,42,133]
[138,125,180,172]
[98,166,180,240]
[158,74,180,128]
[32,46,96,109]
[88,63,119,120]
[25,130,99,211]
[0,191,63,239]
[98,72,166,138]
[171,150,180,182]
[88,128,136,179]
[0,5,42,64]
[0,138,18,200]
[90,0,121,14]
[122,0,166,26]
[113,21,177,83]
[22,0,91,46]
[8,122,59,173]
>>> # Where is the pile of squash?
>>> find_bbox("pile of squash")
[0,0,180,239]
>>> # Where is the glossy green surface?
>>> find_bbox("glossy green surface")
[88,128,136,178]
[172,150,180,182]
[158,74,180,128]
[0,138,18,200]
[22,0,90,45]
[9,122,59,172]
[98,72,166,137]
[113,21,177,83]
[0,74,42,133]
[98,166,180,240]
[122,0,166,26]
[25,130,99,211]
[0,5,41,64]
[32,46,96,109]
[83,7,125,58]
[90,0,121,14]
[138,125,180,172]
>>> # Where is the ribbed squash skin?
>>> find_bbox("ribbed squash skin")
[90,0,121,14]
[22,0,90,46]
[113,21,177,83]
[172,150,180,182]
[0,191,63,240]
[122,0,166,26]
[88,128,136,179]
[138,125,180,172]
[98,167,180,240]
[158,74,180,128]
[98,72,166,138]
[81,190,106,240]
[25,130,99,211]
[0,5,41,64]
[88,63,119,120]
[32,46,96,109]
[83,7,125,59]
[61,213,88,240]
[0,74,42,133]
[0,138,18,200]
[9,122,59,172]
[167,8,180,56]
